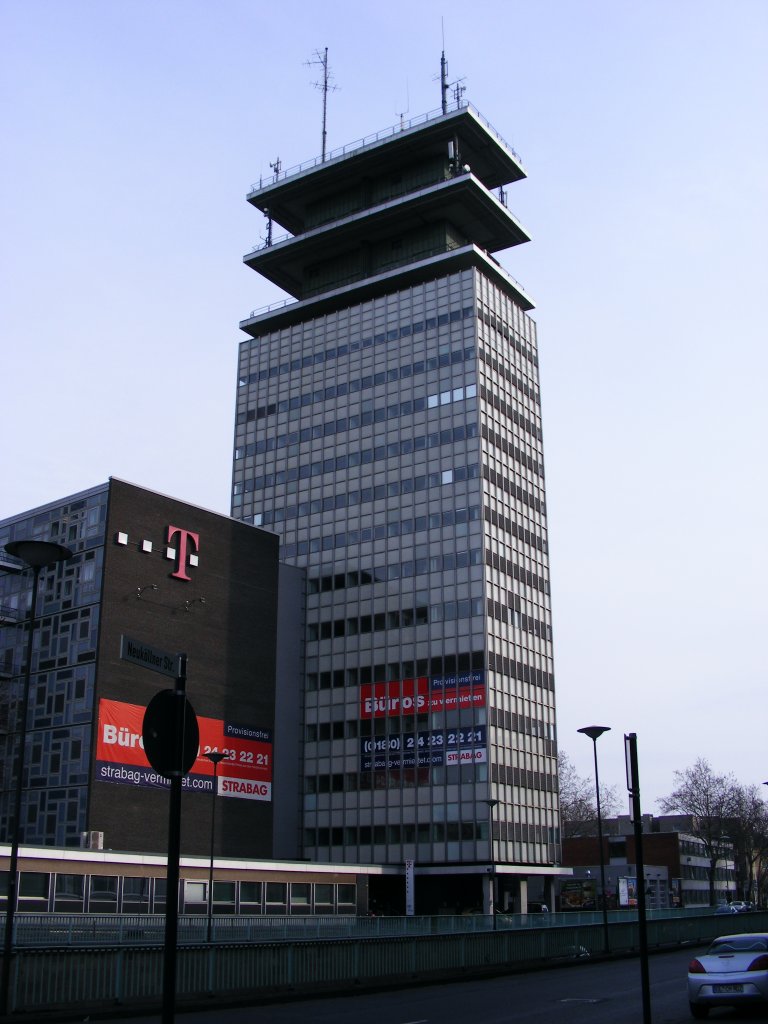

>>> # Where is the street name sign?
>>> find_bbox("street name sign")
[120,635,182,679]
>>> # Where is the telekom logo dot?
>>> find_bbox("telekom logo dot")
[166,525,200,581]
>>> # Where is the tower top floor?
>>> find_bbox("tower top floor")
[246,103,526,234]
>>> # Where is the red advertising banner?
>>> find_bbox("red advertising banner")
[360,673,485,719]
[95,698,272,801]
[360,678,429,718]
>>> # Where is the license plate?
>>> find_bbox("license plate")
[713,984,743,993]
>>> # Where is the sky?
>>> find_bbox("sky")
[2,0,767,811]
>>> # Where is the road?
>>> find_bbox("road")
[115,946,756,1024]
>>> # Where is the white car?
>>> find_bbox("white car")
[688,932,768,1018]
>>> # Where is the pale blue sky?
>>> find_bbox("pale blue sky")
[2,0,766,806]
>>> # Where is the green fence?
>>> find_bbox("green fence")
[4,911,768,1017]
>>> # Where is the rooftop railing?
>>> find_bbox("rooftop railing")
[248,102,522,194]
[240,248,532,324]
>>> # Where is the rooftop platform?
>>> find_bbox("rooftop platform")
[247,104,527,235]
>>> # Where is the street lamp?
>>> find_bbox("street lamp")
[203,751,230,942]
[578,724,611,954]
[2,539,72,1014]
[484,797,499,926]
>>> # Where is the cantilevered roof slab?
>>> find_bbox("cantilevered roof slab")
[244,173,530,298]
[239,244,535,339]
[247,105,526,235]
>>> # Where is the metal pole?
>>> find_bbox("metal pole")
[207,761,218,944]
[626,732,652,1024]
[204,752,228,943]
[1,565,41,1015]
[484,797,498,927]
[591,739,610,953]
[578,725,610,954]
[162,654,187,1024]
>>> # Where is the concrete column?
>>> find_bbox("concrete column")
[544,878,556,911]
[483,873,494,915]
[518,877,528,914]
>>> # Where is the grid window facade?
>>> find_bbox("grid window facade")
[233,271,559,868]
[0,488,107,847]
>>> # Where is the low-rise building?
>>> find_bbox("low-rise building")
[561,815,736,909]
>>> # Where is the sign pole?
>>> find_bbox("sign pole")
[625,732,652,1024]
[162,653,187,1024]
[405,859,415,916]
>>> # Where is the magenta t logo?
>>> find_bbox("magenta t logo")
[166,525,200,581]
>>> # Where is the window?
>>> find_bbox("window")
[337,884,357,914]
[89,875,118,909]
[266,882,287,913]
[123,876,150,913]
[18,873,49,912]
[240,881,262,911]
[153,878,167,911]
[54,874,84,912]
[213,881,236,912]
[314,883,333,913]
[290,883,311,913]
[184,880,207,912]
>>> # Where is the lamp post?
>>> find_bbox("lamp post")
[203,751,229,943]
[484,797,498,926]
[1,540,71,1014]
[578,724,611,954]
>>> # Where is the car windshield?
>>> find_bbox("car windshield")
[709,937,768,954]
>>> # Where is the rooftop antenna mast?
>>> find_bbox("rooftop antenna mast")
[306,47,338,162]
[440,22,449,114]
[438,22,466,114]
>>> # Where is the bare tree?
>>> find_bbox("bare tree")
[728,784,768,904]
[659,758,740,906]
[558,750,620,839]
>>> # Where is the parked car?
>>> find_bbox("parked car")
[552,944,591,961]
[688,932,768,1018]
[715,904,739,915]
[729,901,753,913]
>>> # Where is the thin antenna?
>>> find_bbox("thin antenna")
[440,18,450,114]
[306,47,338,162]
[269,156,282,182]
[397,80,410,130]
[440,48,448,115]
[437,22,466,114]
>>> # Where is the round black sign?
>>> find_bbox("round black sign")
[142,689,200,777]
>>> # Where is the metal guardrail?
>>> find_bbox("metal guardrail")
[4,906,723,947]
[4,911,768,1015]
[6,911,532,948]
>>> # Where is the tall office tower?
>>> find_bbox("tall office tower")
[233,99,561,912]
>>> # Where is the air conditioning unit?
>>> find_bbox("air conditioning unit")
[80,831,104,850]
